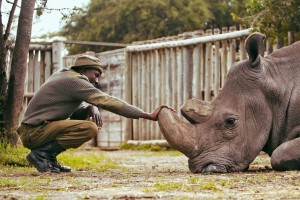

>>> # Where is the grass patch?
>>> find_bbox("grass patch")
[0,176,51,188]
[0,143,119,172]
[57,150,118,172]
[144,177,220,193]
[0,143,30,167]
[141,150,183,157]
[119,143,171,151]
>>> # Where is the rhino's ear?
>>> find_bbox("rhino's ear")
[245,32,266,68]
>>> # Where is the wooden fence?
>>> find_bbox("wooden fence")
[17,40,64,121]
[123,28,251,141]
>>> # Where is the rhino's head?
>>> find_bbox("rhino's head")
[158,33,275,173]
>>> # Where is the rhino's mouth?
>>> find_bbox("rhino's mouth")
[188,156,242,174]
[201,163,227,173]
[189,161,228,174]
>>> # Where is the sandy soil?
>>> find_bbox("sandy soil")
[1,150,300,199]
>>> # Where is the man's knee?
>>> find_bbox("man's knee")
[84,121,99,139]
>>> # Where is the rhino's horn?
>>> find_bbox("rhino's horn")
[158,108,197,158]
[180,99,212,124]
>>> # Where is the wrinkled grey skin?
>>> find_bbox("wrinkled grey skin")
[158,33,300,173]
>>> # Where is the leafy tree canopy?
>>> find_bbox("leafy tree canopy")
[232,0,300,43]
[205,0,247,29]
[60,0,250,54]
[61,0,215,54]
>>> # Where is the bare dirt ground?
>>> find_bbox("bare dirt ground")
[1,150,300,200]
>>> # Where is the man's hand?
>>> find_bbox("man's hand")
[141,105,175,121]
[86,105,103,128]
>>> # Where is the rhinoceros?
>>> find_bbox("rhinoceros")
[158,32,300,173]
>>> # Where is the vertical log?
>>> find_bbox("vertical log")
[124,50,133,141]
[33,51,40,92]
[165,48,170,106]
[221,39,228,88]
[239,25,247,61]
[192,45,199,99]
[239,37,246,61]
[145,52,151,139]
[106,55,111,146]
[132,53,139,141]
[149,50,156,139]
[40,51,46,85]
[266,40,273,55]
[182,46,193,102]
[154,49,161,139]
[52,40,64,73]
[27,51,34,93]
[176,47,183,108]
[288,31,294,45]
[229,26,236,66]
[204,30,212,101]
[171,48,177,108]
[44,50,52,80]
[171,48,178,110]
[214,28,221,98]
[141,52,147,140]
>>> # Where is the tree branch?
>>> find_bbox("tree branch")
[3,0,18,44]
[251,8,269,27]
[5,0,20,8]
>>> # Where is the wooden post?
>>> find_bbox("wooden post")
[239,38,246,61]
[33,51,40,92]
[145,51,151,139]
[288,31,294,45]
[28,51,34,93]
[149,50,156,139]
[124,50,133,141]
[192,30,204,99]
[44,50,52,80]
[52,40,64,72]
[229,26,236,66]
[239,25,247,61]
[214,28,221,98]
[221,39,228,88]
[154,49,161,139]
[176,47,183,108]
[132,53,139,140]
[171,48,177,109]
[266,40,273,55]
[204,30,212,101]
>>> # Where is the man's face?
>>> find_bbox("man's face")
[83,69,100,86]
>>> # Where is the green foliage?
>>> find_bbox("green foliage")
[119,142,172,151]
[143,177,219,193]
[61,0,213,54]
[205,0,248,29]
[0,143,118,172]
[232,0,300,42]
[57,150,118,171]
[0,142,30,167]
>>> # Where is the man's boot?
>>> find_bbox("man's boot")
[47,141,71,173]
[26,143,60,173]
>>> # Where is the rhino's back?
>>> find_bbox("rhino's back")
[266,41,300,79]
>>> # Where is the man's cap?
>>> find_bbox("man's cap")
[71,55,103,74]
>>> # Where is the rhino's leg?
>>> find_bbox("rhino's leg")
[271,138,300,171]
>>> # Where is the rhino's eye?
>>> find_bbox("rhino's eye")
[225,118,236,127]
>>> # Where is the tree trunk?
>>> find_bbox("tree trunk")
[0,0,7,133]
[3,0,36,145]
